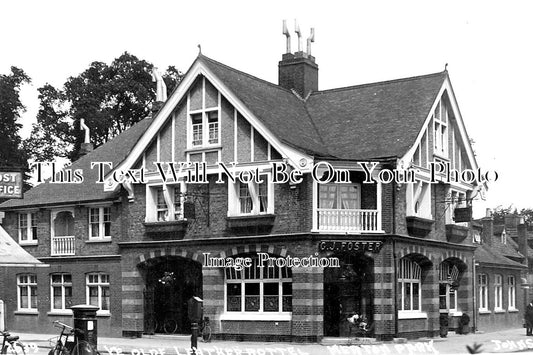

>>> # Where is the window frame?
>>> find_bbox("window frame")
[398,258,423,316]
[223,255,292,320]
[508,275,516,310]
[318,183,361,210]
[147,184,184,222]
[17,274,38,311]
[88,206,112,240]
[494,274,503,311]
[228,175,274,217]
[50,273,73,312]
[187,77,220,149]
[478,273,488,311]
[18,211,38,245]
[86,273,110,315]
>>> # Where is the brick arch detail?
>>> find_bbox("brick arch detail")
[218,244,289,259]
[397,245,435,264]
[137,248,202,266]
[436,250,468,266]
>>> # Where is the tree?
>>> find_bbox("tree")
[0,66,31,190]
[492,205,533,226]
[26,52,183,162]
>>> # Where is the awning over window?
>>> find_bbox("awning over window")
[0,226,47,267]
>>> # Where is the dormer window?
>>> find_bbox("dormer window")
[228,178,273,217]
[147,184,183,222]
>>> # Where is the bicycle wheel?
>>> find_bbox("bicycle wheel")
[164,319,178,334]
[71,341,97,355]
[3,342,26,355]
[202,325,212,342]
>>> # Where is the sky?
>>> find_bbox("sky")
[1,0,532,218]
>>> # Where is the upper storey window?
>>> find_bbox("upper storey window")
[433,100,448,158]
[188,77,220,148]
[18,212,37,244]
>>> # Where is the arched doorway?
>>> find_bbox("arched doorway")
[139,256,202,334]
[324,253,374,337]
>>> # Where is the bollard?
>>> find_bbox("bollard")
[71,304,99,355]
[188,297,203,355]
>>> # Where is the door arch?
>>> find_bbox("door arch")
[139,255,202,334]
[323,252,374,337]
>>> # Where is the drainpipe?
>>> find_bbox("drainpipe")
[393,238,398,338]
[472,257,477,333]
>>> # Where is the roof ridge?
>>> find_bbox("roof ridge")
[198,54,296,95]
[310,71,446,95]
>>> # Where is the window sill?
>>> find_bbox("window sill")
[86,238,112,243]
[226,214,275,229]
[398,311,427,320]
[96,311,111,317]
[47,310,73,316]
[478,310,491,314]
[220,313,291,321]
[494,309,506,314]
[185,145,222,153]
[14,310,39,315]
[450,311,463,317]
[509,308,520,313]
[19,241,38,246]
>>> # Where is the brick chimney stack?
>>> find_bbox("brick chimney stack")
[279,21,318,98]
[518,222,529,267]
[481,215,493,246]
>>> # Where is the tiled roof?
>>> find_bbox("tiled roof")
[0,117,154,209]
[199,55,330,156]
[475,243,526,269]
[306,72,446,160]
[200,55,446,160]
[490,234,525,261]
[0,55,446,209]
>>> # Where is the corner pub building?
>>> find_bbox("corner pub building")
[0,32,484,342]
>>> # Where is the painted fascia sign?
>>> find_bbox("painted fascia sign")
[0,171,23,199]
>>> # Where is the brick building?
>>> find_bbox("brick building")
[0,37,492,341]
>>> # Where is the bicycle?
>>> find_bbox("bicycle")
[199,316,211,342]
[49,320,99,355]
[0,331,26,355]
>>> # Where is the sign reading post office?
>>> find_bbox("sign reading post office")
[0,171,23,199]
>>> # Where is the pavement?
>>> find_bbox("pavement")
[13,328,533,355]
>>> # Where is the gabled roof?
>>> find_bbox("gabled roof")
[0,54,448,209]
[200,55,447,160]
[306,72,446,160]
[0,117,154,209]
[199,56,329,157]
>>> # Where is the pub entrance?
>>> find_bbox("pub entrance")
[324,253,374,337]
[140,255,202,335]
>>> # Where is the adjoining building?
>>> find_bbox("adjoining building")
[0,32,511,341]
